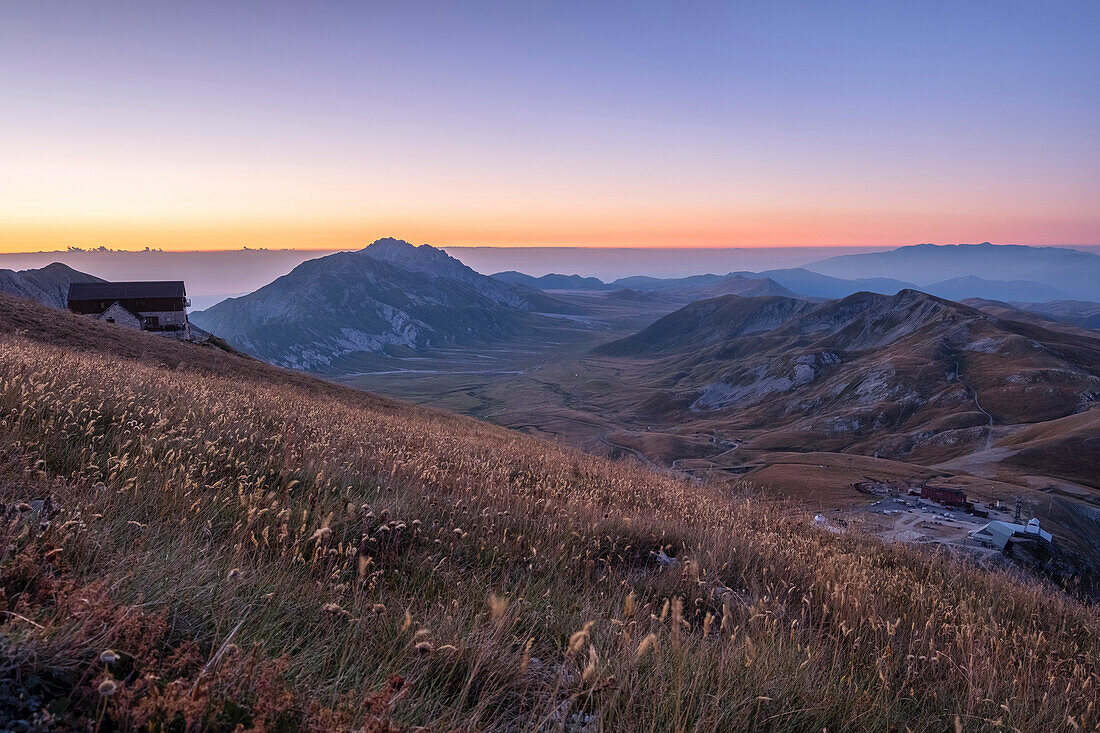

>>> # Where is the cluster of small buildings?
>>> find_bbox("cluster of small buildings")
[910,485,1054,552]
[67,281,203,342]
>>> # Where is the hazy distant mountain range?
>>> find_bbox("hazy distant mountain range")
[922,276,1073,303]
[490,268,906,299]
[490,243,1099,303]
[805,242,1100,301]
[491,271,607,290]
[0,262,104,308]
[189,239,579,372]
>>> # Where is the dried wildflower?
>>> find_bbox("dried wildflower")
[520,637,535,673]
[581,644,599,684]
[414,641,433,655]
[636,633,658,659]
[322,602,350,618]
[98,679,118,696]
[568,621,594,655]
[99,649,120,664]
[489,593,507,622]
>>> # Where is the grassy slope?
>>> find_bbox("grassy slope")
[0,293,1098,732]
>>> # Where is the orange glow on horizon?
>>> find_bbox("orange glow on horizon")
[3,210,1097,254]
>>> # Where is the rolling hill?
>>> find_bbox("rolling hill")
[595,289,1100,473]
[1,290,1097,731]
[663,274,797,300]
[603,272,797,299]
[924,275,1072,303]
[1012,300,1100,331]
[965,298,1100,333]
[191,238,580,372]
[598,295,814,356]
[490,270,607,290]
[735,268,914,299]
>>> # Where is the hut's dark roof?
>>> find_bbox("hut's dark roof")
[68,281,186,301]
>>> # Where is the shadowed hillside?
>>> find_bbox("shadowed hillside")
[1,292,1098,731]
[597,295,814,356]
[0,262,103,308]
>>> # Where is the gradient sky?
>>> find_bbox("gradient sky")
[2,1,1098,252]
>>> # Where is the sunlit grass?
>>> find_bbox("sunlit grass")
[0,332,1096,731]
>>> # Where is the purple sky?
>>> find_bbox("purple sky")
[1,1,1098,251]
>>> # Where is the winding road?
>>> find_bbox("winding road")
[954,359,994,451]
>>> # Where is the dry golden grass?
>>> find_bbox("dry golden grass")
[0,299,1098,731]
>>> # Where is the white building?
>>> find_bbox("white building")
[969,518,1053,551]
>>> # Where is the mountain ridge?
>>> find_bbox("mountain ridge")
[806,242,1100,300]
[0,262,104,308]
[190,238,581,371]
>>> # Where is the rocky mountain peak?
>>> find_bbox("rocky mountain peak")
[360,237,474,280]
